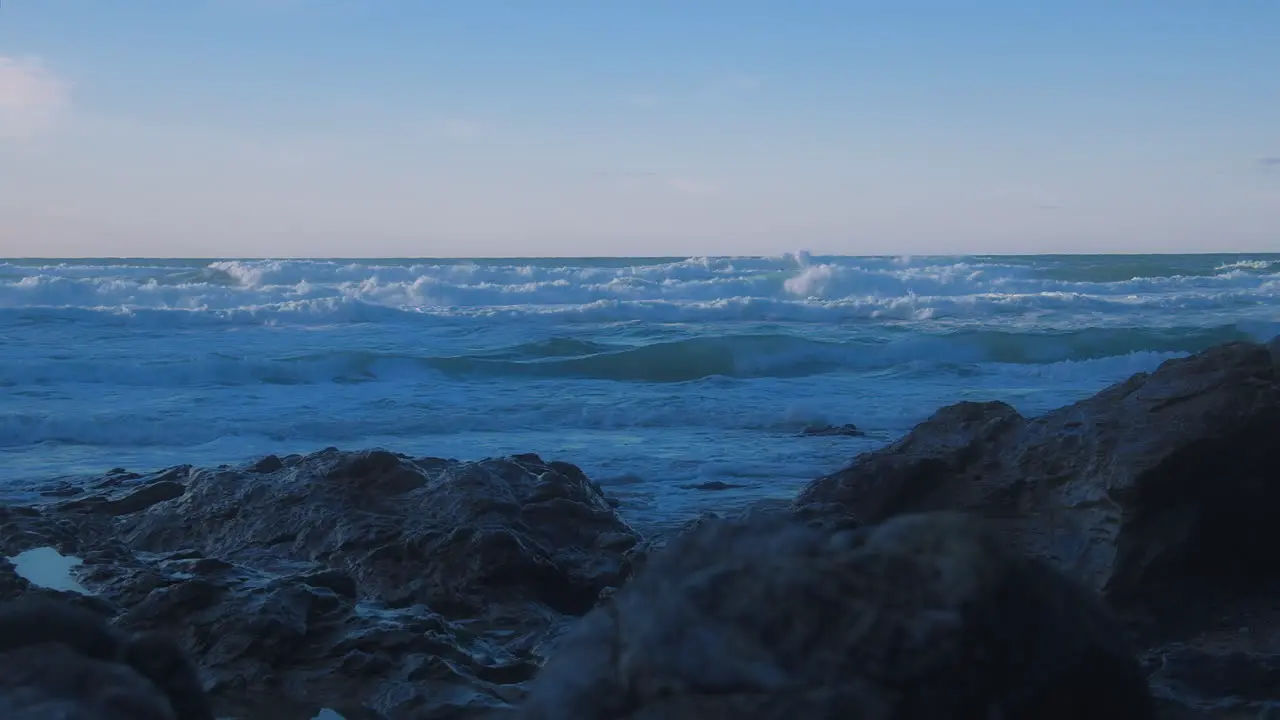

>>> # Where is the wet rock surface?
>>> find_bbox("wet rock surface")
[799,422,866,438]
[0,451,640,718]
[794,338,1280,717]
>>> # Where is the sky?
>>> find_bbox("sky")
[0,1,1278,258]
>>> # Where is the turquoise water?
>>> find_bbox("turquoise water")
[3,253,1277,528]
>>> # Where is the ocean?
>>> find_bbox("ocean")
[2,253,1278,530]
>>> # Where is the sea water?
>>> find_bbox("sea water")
[2,254,1277,530]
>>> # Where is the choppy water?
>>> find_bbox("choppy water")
[3,253,1278,529]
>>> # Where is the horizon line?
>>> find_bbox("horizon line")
[6,250,1280,262]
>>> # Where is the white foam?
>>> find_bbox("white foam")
[1215,259,1277,272]
[1,256,1276,330]
[7,546,90,595]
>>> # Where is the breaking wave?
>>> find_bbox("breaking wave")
[1,255,1277,327]
[1,326,1266,388]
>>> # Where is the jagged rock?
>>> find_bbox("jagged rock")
[794,337,1280,717]
[520,511,1154,720]
[679,481,745,491]
[1,450,640,718]
[59,480,188,516]
[799,423,866,438]
[249,455,284,474]
[116,449,635,616]
[795,340,1280,628]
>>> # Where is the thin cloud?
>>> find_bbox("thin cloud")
[1259,157,1280,169]
[0,55,69,141]
[0,56,66,110]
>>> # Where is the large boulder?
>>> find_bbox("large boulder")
[793,338,1280,718]
[0,597,213,720]
[795,340,1280,627]
[111,449,636,617]
[519,511,1154,719]
[1,450,640,718]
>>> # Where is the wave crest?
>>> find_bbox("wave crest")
[1,325,1265,388]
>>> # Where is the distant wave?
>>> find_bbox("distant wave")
[1,325,1266,389]
[1,256,1276,331]
[0,346,1200,450]
[2,292,1275,331]
[422,326,1259,382]
[2,290,1278,331]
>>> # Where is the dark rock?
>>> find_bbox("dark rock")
[793,337,1280,717]
[795,340,1280,627]
[248,455,284,474]
[799,422,866,438]
[0,596,213,720]
[99,481,187,516]
[60,467,192,516]
[680,480,744,491]
[39,483,85,498]
[520,511,1154,719]
[301,568,358,598]
[0,643,181,719]
[795,400,1025,522]
[151,466,193,484]
[1,450,638,718]
[124,450,634,618]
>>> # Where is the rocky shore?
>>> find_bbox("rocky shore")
[2,336,1278,718]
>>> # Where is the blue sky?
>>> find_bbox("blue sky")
[1,1,1277,257]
